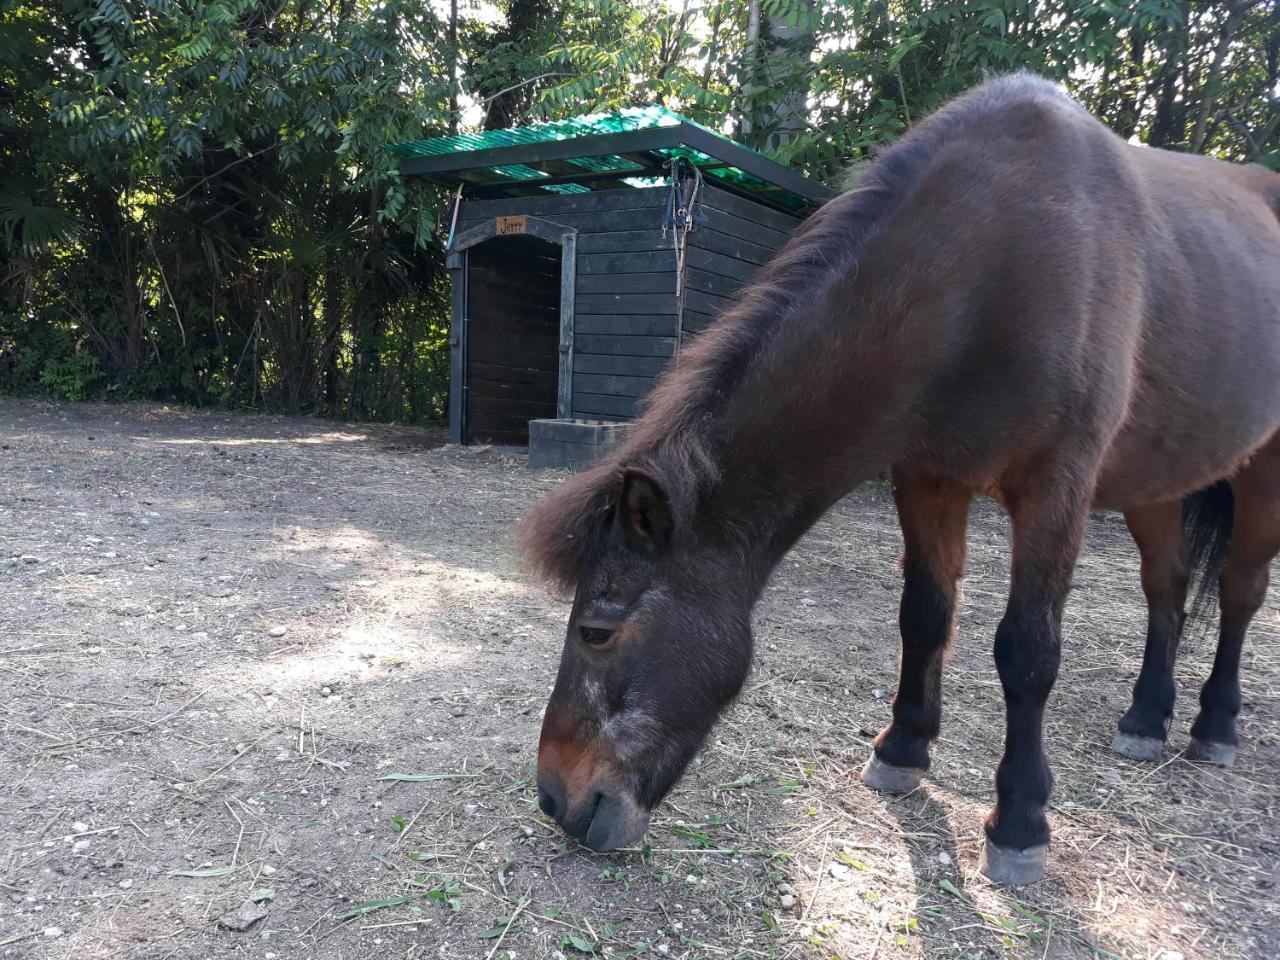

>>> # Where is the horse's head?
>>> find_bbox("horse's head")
[524,466,754,851]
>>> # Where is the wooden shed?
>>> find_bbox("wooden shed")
[391,108,834,466]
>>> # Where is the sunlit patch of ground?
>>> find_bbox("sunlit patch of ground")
[0,399,1275,960]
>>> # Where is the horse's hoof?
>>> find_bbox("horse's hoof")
[1111,732,1164,762]
[859,753,925,794]
[979,842,1048,886]
[1186,738,1236,767]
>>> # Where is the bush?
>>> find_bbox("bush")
[0,313,103,400]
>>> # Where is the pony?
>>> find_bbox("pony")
[518,74,1280,884]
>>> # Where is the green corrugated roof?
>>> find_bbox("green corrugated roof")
[389,106,826,213]
[388,105,684,159]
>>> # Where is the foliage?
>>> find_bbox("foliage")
[2,0,1277,416]
[2,0,452,416]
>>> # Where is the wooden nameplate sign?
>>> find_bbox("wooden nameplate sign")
[496,215,527,236]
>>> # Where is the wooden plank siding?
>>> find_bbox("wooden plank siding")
[680,185,797,341]
[577,231,673,254]
[576,335,675,357]
[576,314,679,337]
[572,392,641,419]
[577,272,675,295]
[574,354,669,377]
[457,185,669,221]
[578,251,677,274]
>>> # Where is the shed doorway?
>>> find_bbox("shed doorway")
[464,235,562,445]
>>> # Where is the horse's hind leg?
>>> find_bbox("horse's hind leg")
[1112,501,1188,761]
[1188,440,1280,766]
[861,468,970,793]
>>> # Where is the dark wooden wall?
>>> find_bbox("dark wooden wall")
[683,186,798,338]
[454,183,802,431]
[465,236,561,444]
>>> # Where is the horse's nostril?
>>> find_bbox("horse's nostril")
[536,780,564,821]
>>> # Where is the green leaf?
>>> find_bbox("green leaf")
[562,933,596,953]
[248,887,275,902]
[171,866,236,878]
[378,771,484,782]
[335,893,422,920]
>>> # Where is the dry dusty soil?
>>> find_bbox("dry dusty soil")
[1,399,1277,960]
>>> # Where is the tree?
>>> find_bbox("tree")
[2,0,1276,414]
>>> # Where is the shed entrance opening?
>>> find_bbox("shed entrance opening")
[464,234,562,445]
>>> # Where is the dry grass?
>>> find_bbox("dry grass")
[0,399,1275,960]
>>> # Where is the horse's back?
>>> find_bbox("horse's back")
[868,75,1280,504]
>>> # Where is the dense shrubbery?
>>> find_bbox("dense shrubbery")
[2,1,1276,420]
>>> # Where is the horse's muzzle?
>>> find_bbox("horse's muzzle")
[537,775,649,851]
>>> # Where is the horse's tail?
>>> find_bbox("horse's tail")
[1182,480,1234,626]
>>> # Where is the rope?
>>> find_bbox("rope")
[660,158,704,358]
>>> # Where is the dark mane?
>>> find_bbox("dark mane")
[517,75,1071,592]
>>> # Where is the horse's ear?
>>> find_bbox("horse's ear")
[617,468,673,556]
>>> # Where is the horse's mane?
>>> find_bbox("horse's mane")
[517,75,1071,592]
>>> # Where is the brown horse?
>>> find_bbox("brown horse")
[518,74,1280,885]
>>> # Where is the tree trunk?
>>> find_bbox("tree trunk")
[481,0,554,130]
[762,0,816,150]
[448,0,459,135]
[1115,28,1147,141]
[740,0,815,150]
[1190,3,1245,154]
[740,0,761,139]
[1148,2,1189,149]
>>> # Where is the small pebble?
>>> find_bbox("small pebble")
[463,804,478,816]
[118,879,133,889]
[73,839,91,852]
[43,927,64,939]
[779,894,796,909]
[267,626,287,638]
[872,688,885,699]
[71,821,90,834]
[260,864,277,877]
[320,686,332,697]
[937,850,952,866]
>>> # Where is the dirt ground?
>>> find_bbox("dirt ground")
[1,399,1276,960]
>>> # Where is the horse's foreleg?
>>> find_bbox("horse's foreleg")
[981,473,1091,886]
[861,469,970,793]
[1189,440,1280,766]
[1113,501,1188,761]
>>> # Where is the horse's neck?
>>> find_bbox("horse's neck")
[698,313,906,577]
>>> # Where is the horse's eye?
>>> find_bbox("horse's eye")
[579,626,615,647]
